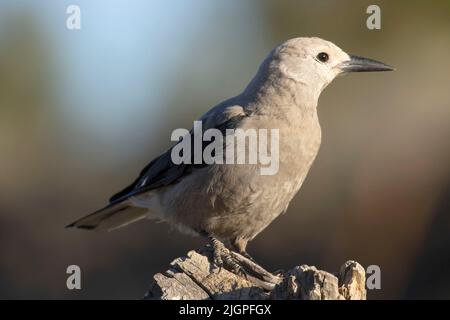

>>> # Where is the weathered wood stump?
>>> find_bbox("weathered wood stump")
[144,246,366,300]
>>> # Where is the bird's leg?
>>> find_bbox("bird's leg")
[201,233,281,287]
[230,237,282,285]
[231,238,256,263]
[208,235,247,277]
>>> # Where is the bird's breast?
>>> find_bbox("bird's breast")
[157,109,322,240]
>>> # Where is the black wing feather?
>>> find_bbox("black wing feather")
[109,114,247,204]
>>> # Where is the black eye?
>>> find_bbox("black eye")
[317,52,329,62]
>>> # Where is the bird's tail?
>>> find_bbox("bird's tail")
[66,200,148,231]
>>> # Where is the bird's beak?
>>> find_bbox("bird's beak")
[339,55,395,73]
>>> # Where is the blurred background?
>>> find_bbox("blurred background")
[0,0,449,299]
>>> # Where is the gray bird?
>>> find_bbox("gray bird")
[67,37,393,274]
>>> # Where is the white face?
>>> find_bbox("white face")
[269,37,393,95]
[271,37,351,92]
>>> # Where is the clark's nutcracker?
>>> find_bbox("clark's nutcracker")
[67,37,393,274]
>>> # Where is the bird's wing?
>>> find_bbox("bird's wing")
[109,105,248,204]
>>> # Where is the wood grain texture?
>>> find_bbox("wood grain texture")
[144,246,366,300]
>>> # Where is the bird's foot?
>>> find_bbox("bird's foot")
[210,237,248,278]
[208,236,281,290]
[240,251,257,263]
[229,251,283,288]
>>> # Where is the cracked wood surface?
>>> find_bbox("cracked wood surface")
[144,246,366,300]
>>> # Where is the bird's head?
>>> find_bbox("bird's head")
[266,37,394,95]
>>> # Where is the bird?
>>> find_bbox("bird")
[67,37,393,275]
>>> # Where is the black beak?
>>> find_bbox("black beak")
[340,55,394,73]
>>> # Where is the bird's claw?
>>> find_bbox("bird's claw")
[210,236,248,279]
[241,251,257,263]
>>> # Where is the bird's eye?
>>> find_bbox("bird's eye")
[317,52,329,62]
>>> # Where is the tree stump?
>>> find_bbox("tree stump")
[144,246,366,300]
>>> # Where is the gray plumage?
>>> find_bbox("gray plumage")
[67,37,393,255]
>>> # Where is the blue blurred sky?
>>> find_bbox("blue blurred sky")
[0,0,270,161]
